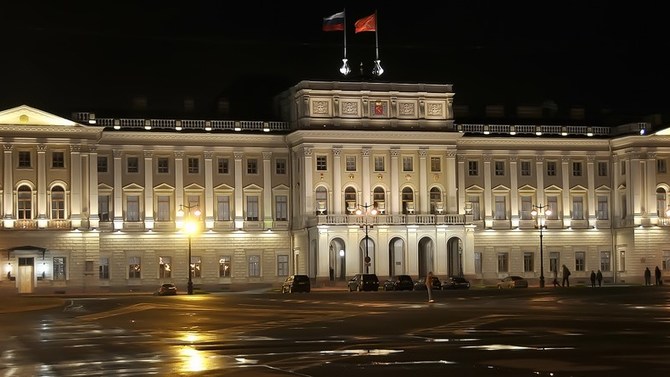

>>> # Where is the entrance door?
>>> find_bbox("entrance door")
[18,257,35,293]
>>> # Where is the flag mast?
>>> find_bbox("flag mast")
[340,9,350,75]
[372,10,383,77]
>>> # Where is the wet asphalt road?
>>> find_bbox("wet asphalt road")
[1,286,669,376]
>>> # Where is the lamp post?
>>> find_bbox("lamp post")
[177,204,201,295]
[356,203,377,274]
[531,204,552,288]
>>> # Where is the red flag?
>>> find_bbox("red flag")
[355,13,376,33]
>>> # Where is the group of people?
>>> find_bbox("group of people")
[589,269,604,287]
[644,266,663,286]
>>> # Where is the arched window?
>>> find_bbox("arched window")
[51,186,66,219]
[402,187,414,214]
[345,187,357,213]
[430,187,442,214]
[373,187,385,213]
[17,185,32,219]
[657,187,668,217]
[316,186,328,214]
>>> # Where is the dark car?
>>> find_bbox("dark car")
[281,274,311,293]
[348,273,380,291]
[414,276,441,291]
[497,275,529,289]
[442,276,471,289]
[155,283,177,296]
[383,275,415,291]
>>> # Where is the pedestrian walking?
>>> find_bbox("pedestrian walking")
[655,266,662,286]
[596,269,603,287]
[426,271,435,303]
[590,270,596,287]
[552,269,560,287]
[561,264,571,287]
[644,267,652,286]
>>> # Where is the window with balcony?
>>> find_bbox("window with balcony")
[51,186,65,219]
[17,185,32,219]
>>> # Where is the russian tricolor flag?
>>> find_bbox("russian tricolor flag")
[323,11,345,32]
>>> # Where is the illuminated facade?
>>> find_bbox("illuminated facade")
[1,80,668,293]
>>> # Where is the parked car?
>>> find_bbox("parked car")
[497,275,529,289]
[442,276,471,289]
[155,283,177,296]
[281,274,311,293]
[383,275,415,291]
[348,273,380,291]
[414,276,442,291]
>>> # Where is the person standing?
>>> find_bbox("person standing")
[644,267,652,286]
[655,266,662,286]
[426,271,435,303]
[590,270,596,287]
[552,269,560,287]
[596,269,603,287]
[561,264,571,287]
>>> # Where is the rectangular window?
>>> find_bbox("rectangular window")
[159,256,172,278]
[402,156,413,171]
[219,256,231,277]
[474,252,482,274]
[468,160,478,176]
[99,257,109,279]
[658,159,667,173]
[275,195,288,221]
[128,257,141,279]
[246,196,259,221]
[600,251,611,272]
[275,158,287,175]
[126,196,140,222]
[521,161,531,176]
[572,196,584,220]
[597,196,609,220]
[99,195,110,221]
[218,158,229,174]
[469,196,481,221]
[524,252,534,272]
[52,151,65,168]
[572,161,583,176]
[248,255,261,277]
[494,195,506,220]
[374,156,385,171]
[549,252,560,273]
[598,161,608,176]
[547,161,557,176]
[316,155,327,171]
[191,256,202,278]
[663,250,670,271]
[127,156,139,173]
[430,157,441,172]
[216,196,230,221]
[157,196,170,221]
[18,151,32,168]
[520,196,533,220]
[277,255,289,276]
[497,253,509,273]
[494,161,505,176]
[97,156,108,173]
[575,251,585,272]
[188,157,199,174]
[547,196,559,219]
[157,157,169,173]
[247,158,258,174]
[345,156,357,171]
[53,257,66,280]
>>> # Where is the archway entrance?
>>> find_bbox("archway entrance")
[388,237,406,276]
[328,238,347,280]
[359,237,375,274]
[417,237,435,278]
[447,237,464,276]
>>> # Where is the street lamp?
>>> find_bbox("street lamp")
[531,204,552,288]
[355,203,377,274]
[177,204,201,295]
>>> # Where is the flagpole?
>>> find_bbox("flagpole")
[374,10,379,61]
[343,8,347,59]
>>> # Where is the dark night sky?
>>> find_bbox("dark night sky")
[1,1,668,122]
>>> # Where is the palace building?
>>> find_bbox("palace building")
[1,80,668,293]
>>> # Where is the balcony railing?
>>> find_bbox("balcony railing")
[316,214,466,226]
